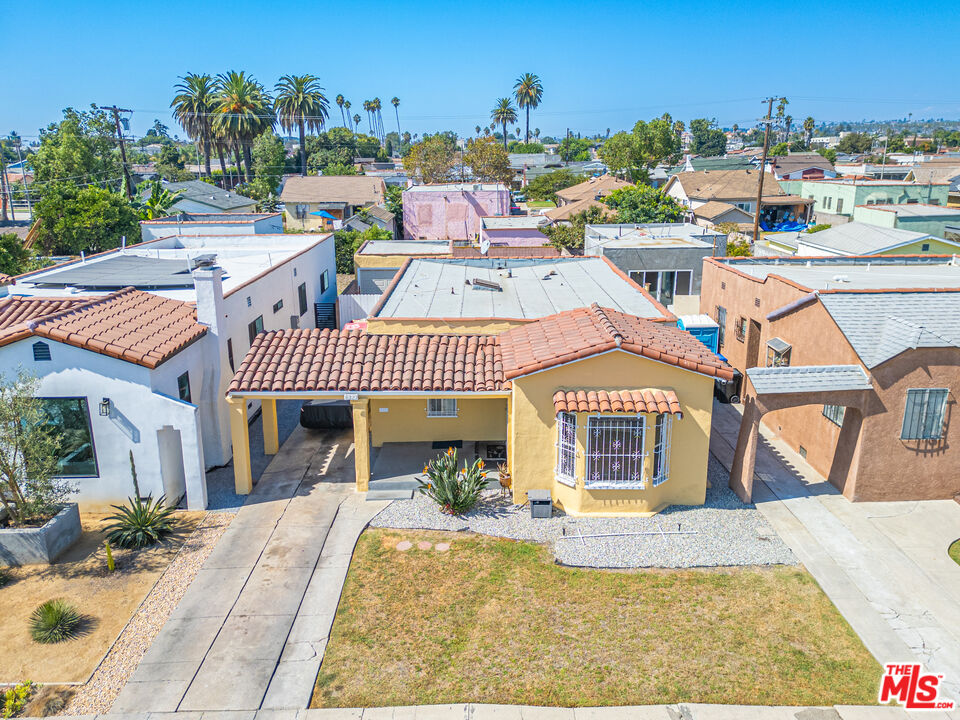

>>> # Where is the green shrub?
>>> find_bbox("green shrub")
[417,448,488,516]
[29,600,82,644]
[806,223,831,233]
[105,495,176,549]
[2,681,34,718]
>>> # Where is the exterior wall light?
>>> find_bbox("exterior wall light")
[99,398,112,417]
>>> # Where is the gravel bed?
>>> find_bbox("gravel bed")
[370,455,796,569]
[63,512,234,716]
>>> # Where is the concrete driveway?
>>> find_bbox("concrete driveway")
[712,401,960,708]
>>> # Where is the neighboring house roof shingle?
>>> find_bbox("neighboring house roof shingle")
[497,304,733,380]
[555,175,633,204]
[553,389,682,416]
[799,222,944,255]
[769,153,836,176]
[670,169,784,202]
[692,200,752,221]
[543,197,615,222]
[159,180,255,211]
[228,304,734,394]
[280,176,386,205]
[0,288,206,368]
[818,292,960,368]
[746,365,872,394]
[0,273,15,286]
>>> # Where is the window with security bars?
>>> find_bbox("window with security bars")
[585,416,647,489]
[734,316,746,342]
[555,412,577,486]
[651,414,673,487]
[901,388,949,440]
[427,398,458,417]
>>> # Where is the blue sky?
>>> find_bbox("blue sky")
[4,0,960,142]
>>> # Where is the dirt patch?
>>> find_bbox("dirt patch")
[0,511,202,684]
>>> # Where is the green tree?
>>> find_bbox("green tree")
[32,183,139,255]
[540,204,612,251]
[463,136,512,185]
[599,132,638,179]
[0,233,44,276]
[213,71,274,182]
[602,185,686,224]
[29,106,122,184]
[241,131,287,208]
[769,142,789,157]
[0,372,70,527]
[403,133,457,183]
[689,118,727,156]
[385,185,403,231]
[171,73,218,177]
[323,162,358,176]
[507,141,545,154]
[156,144,188,181]
[513,73,543,143]
[274,74,329,176]
[817,147,838,164]
[490,98,518,151]
[558,136,591,161]
[134,180,183,220]
[836,133,874,154]
[334,226,393,273]
[632,116,681,166]
[391,97,401,139]
[525,168,585,202]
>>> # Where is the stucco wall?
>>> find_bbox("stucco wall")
[509,350,715,516]
[481,228,550,247]
[369,397,507,446]
[402,189,510,240]
[599,247,719,295]
[140,215,283,242]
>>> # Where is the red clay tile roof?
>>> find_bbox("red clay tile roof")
[0,288,206,368]
[228,329,504,393]
[228,304,733,395]
[498,304,734,381]
[554,389,683,416]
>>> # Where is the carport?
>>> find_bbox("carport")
[729,365,876,502]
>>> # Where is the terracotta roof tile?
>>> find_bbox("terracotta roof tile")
[228,329,504,394]
[553,389,683,416]
[498,304,734,381]
[0,288,206,368]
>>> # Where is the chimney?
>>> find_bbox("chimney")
[193,266,225,334]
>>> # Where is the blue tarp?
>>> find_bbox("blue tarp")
[310,210,337,219]
[761,220,810,232]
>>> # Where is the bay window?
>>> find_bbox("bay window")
[585,416,647,489]
[555,412,576,486]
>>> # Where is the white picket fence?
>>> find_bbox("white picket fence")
[337,293,381,328]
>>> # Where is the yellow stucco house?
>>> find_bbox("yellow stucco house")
[226,304,733,516]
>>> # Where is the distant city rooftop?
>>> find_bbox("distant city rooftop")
[481,216,550,230]
[14,233,332,302]
[373,257,668,321]
[716,255,960,291]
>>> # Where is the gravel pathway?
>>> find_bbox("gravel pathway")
[63,512,234,716]
[371,455,796,569]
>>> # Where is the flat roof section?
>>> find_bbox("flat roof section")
[862,203,960,217]
[585,223,721,250]
[481,216,550,230]
[27,256,198,289]
[358,240,450,256]
[373,257,667,320]
[718,256,960,291]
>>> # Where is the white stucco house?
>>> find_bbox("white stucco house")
[0,231,337,510]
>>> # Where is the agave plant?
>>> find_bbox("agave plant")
[417,448,487,516]
[105,495,176,549]
[29,599,83,643]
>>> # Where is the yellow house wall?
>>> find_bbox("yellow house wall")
[365,317,529,335]
[369,397,508,446]
[283,204,343,232]
[878,238,959,255]
[509,350,715,516]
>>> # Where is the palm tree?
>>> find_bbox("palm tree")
[213,71,273,182]
[784,115,793,144]
[513,73,543,143]
[372,97,384,142]
[363,101,372,135]
[343,100,352,130]
[534,128,540,140]
[275,74,329,176]
[803,116,815,147]
[475,125,481,136]
[171,73,217,177]
[353,113,361,131]
[490,98,517,151]
[391,97,401,137]
[336,94,346,127]
[136,180,183,220]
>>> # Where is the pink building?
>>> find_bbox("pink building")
[480,215,552,247]
[402,183,510,240]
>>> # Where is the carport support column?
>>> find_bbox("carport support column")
[729,397,763,503]
[262,398,279,455]
[351,398,371,492]
[227,396,253,495]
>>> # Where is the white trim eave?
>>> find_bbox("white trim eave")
[226,390,511,400]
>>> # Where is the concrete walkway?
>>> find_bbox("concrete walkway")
[711,401,960,712]
[112,426,388,714]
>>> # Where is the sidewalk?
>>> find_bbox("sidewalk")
[711,400,960,712]
[111,426,388,714]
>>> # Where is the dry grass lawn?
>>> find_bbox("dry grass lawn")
[313,529,881,708]
[0,511,202,683]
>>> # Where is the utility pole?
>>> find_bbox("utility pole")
[98,105,134,199]
[0,140,11,222]
[752,97,775,243]
[11,136,32,218]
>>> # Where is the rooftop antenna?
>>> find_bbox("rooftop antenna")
[479,239,491,255]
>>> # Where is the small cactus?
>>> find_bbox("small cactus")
[105,540,115,573]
